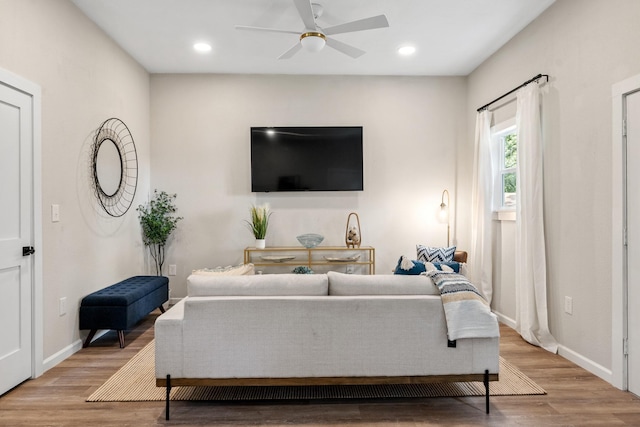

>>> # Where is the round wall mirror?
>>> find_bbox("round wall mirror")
[95,139,123,197]
[91,118,138,217]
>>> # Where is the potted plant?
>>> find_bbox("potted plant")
[137,190,183,275]
[246,204,271,249]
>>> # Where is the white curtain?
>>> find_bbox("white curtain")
[470,110,494,303]
[515,84,558,353]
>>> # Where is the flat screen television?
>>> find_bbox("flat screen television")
[250,126,363,192]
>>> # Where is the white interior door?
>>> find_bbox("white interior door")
[627,89,640,396]
[0,82,34,396]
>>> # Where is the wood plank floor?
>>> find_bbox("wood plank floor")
[2,311,640,426]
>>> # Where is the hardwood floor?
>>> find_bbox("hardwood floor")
[2,311,640,426]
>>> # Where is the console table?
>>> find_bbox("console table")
[244,246,375,275]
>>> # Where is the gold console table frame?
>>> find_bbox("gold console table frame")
[244,246,375,275]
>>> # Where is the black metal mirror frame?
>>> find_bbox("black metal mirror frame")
[90,118,138,217]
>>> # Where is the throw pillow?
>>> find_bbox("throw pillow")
[416,245,457,262]
[431,261,460,273]
[393,256,426,275]
[393,256,462,275]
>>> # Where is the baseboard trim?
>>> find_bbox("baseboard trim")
[42,339,82,373]
[558,344,613,385]
[493,310,516,329]
[169,297,182,306]
[41,330,108,373]
[493,310,614,385]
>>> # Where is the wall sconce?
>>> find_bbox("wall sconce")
[439,189,450,246]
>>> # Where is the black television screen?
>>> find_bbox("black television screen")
[251,126,363,192]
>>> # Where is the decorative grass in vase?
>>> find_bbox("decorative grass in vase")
[246,204,271,248]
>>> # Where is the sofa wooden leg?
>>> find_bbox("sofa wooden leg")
[166,375,171,420]
[83,329,97,348]
[484,369,490,414]
[117,330,125,348]
[159,304,166,314]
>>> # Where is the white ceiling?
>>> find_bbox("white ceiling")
[71,0,555,76]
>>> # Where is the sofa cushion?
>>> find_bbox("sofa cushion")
[188,273,328,296]
[328,272,439,296]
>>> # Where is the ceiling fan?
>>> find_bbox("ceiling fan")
[235,0,389,59]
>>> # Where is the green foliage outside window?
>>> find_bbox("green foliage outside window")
[504,133,517,169]
[501,132,517,207]
[503,173,516,199]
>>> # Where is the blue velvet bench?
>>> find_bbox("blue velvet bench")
[80,275,169,348]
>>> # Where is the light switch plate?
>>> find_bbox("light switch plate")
[51,204,60,222]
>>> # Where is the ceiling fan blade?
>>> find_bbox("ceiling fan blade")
[293,0,317,30]
[323,14,389,36]
[278,42,303,60]
[325,37,365,59]
[235,25,300,35]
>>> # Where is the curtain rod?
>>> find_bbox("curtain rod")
[476,73,549,112]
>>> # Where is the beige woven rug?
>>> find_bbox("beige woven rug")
[87,341,545,402]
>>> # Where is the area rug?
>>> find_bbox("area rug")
[87,341,545,402]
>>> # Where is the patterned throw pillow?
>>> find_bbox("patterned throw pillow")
[416,245,457,263]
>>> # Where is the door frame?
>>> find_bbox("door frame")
[612,73,640,390]
[0,67,43,379]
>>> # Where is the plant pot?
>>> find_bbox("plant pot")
[255,239,266,249]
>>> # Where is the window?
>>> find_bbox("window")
[492,119,517,210]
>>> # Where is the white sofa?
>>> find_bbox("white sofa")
[155,272,500,419]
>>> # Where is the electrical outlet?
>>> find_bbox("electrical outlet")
[59,297,67,316]
[564,296,573,315]
[168,264,177,276]
[346,264,354,274]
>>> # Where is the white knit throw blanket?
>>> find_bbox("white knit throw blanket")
[425,270,500,341]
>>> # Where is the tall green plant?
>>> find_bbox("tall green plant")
[246,204,271,239]
[137,190,183,276]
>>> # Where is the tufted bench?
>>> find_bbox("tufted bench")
[80,276,169,348]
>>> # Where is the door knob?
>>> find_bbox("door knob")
[22,246,35,256]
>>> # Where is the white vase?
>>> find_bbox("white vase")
[255,239,266,249]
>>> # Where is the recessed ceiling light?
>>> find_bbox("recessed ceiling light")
[193,42,212,53]
[398,45,416,56]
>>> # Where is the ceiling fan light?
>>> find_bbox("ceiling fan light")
[193,42,212,53]
[300,32,326,52]
[398,45,416,56]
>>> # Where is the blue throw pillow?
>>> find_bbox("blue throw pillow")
[393,257,426,275]
[393,256,462,275]
[432,261,461,273]
[393,257,462,275]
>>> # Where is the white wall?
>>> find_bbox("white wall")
[150,74,466,296]
[464,0,640,377]
[492,220,517,324]
[0,0,150,362]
